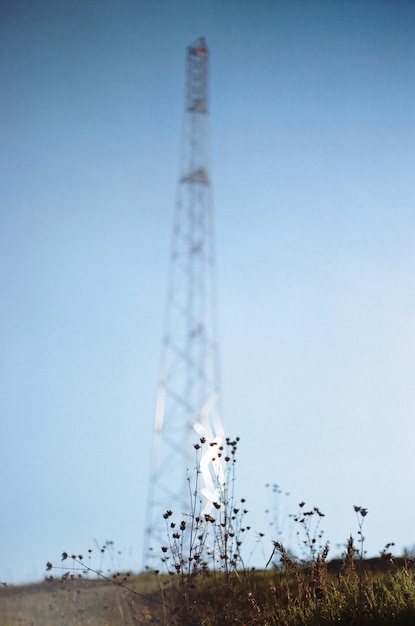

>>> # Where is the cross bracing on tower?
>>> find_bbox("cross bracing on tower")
[143,37,225,567]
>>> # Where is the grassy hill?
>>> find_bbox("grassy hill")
[2,553,415,625]
[3,449,414,625]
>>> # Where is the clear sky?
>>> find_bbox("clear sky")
[1,0,415,583]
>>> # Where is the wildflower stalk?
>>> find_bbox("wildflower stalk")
[354,505,368,561]
[354,505,368,612]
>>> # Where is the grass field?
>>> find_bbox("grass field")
[2,555,415,625]
[3,442,414,625]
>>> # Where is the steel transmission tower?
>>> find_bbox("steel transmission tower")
[143,37,225,567]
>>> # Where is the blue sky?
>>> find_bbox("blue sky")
[1,0,415,583]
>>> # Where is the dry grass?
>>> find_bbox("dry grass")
[3,438,415,625]
[2,558,415,625]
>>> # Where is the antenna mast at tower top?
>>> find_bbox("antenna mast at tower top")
[143,37,225,567]
[186,37,208,113]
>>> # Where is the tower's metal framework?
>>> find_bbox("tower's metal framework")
[143,38,225,566]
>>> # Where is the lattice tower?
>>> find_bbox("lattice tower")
[143,38,225,567]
